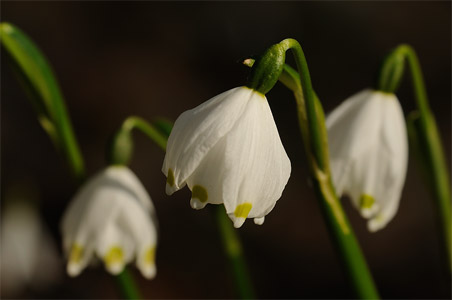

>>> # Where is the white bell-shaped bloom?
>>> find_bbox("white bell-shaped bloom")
[326,89,408,232]
[162,86,291,228]
[61,166,158,279]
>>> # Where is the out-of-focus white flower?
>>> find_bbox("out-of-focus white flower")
[326,89,408,232]
[61,166,158,279]
[1,200,61,296]
[162,86,291,228]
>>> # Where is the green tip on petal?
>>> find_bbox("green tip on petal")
[67,243,84,277]
[234,203,252,218]
[167,168,175,187]
[104,246,124,274]
[360,194,375,210]
[192,185,208,203]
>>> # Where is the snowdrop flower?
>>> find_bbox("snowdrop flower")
[61,166,158,279]
[163,86,291,228]
[326,89,408,232]
[1,200,61,296]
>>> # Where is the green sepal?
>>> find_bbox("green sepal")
[378,48,405,93]
[246,43,286,95]
[107,128,134,166]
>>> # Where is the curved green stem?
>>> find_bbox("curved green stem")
[1,22,141,299]
[378,45,451,274]
[108,116,167,166]
[246,41,380,298]
[246,41,379,298]
[122,116,168,151]
[278,63,379,299]
[280,39,328,173]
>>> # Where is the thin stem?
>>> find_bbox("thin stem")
[379,45,451,273]
[214,206,256,299]
[108,116,168,166]
[280,39,327,172]
[278,62,380,299]
[122,116,168,151]
[116,268,142,300]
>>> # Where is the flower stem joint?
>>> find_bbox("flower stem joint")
[247,43,287,95]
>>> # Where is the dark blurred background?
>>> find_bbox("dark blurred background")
[1,1,451,299]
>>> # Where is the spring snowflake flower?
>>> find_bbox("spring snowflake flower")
[163,86,291,228]
[61,166,158,278]
[1,201,61,296]
[326,89,408,232]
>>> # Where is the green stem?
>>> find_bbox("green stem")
[214,206,256,299]
[116,268,142,299]
[108,116,168,166]
[280,39,327,172]
[379,45,452,273]
[278,63,379,299]
[123,116,168,151]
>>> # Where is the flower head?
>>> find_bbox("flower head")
[61,166,158,279]
[1,200,61,296]
[163,86,291,228]
[326,89,408,232]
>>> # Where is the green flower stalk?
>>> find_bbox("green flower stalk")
[378,44,451,275]
[246,38,380,299]
[108,116,168,165]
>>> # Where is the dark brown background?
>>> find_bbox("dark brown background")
[1,1,451,299]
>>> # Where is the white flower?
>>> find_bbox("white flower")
[326,89,408,232]
[61,166,158,279]
[1,200,61,296]
[162,86,291,228]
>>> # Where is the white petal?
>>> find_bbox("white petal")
[162,87,253,193]
[136,245,157,279]
[61,166,159,277]
[219,92,291,227]
[184,90,290,227]
[117,195,158,277]
[327,89,383,163]
[254,217,265,225]
[327,90,408,231]
[95,221,135,275]
[105,166,156,213]
[186,136,229,209]
[67,242,94,277]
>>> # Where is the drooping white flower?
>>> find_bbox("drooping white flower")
[326,89,408,232]
[162,86,291,228]
[61,166,158,279]
[1,200,61,297]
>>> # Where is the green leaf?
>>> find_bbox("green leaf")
[1,22,84,180]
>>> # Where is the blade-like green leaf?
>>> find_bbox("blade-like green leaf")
[1,22,84,181]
